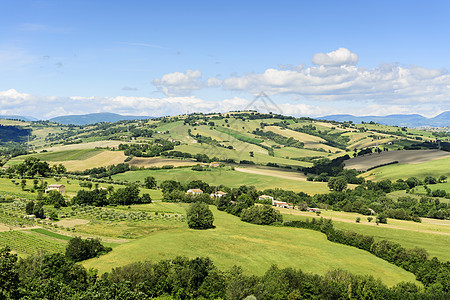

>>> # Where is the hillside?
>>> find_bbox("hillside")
[1,111,450,298]
[2,111,449,177]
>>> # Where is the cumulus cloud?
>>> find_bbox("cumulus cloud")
[222,62,450,106]
[207,77,222,87]
[312,48,358,66]
[153,69,205,96]
[1,89,448,119]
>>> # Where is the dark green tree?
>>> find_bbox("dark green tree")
[144,176,157,189]
[32,202,45,219]
[327,177,348,192]
[186,202,215,229]
[0,247,19,299]
[110,183,141,205]
[47,190,66,208]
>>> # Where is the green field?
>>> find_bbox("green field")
[281,209,450,262]
[363,156,450,180]
[82,205,418,287]
[0,230,67,255]
[8,148,105,163]
[111,167,330,194]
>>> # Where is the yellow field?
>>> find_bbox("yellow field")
[128,157,198,168]
[264,126,341,153]
[42,140,123,151]
[55,151,127,171]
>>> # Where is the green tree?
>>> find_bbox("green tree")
[186,202,215,229]
[25,201,34,215]
[327,177,348,192]
[110,183,141,205]
[47,190,66,208]
[376,212,388,224]
[140,193,152,203]
[0,247,19,299]
[33,202,45,219]
[144,176,157,189]
[20,179,26,190]
[241,205,283,225]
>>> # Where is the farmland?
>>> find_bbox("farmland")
[1,111,449,298]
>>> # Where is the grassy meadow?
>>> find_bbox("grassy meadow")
[82,205,418,287]
[280,209,450,262]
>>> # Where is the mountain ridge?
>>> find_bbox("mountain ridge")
[49,112,154,125]
[318,111,450,127]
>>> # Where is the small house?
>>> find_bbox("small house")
[187,189,203,195]
[258,195,274,202]
[46,184,66,194]
[209,162,220,168]
[307,207,320,213]
[272,200,290,209]
[210,191,227,198]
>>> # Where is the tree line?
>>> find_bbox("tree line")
[0,247,447,299]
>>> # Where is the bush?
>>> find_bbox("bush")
[241,205,283,225]
[65,237,112,262]
[186,202,215,230]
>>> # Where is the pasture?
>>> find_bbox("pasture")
[82,205,418,287]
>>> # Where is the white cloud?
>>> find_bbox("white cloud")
[207,77,222,87]
[0,89,448,119]
[153,69,205,96]
[312,48,358,66]
[222,63,450,106]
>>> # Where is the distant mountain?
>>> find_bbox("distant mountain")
[0,115,38,122]
[318,112,450,128]
[49,112,154,125]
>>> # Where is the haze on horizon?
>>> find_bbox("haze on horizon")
[0,0,449,120]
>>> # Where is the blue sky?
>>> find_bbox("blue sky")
[0,0,449,119]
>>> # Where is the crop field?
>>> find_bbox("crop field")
[53,151,127,171]
[345,149,450,172]
[128,157,198,168]
[263,126,341,153]
[362,155,450,180]
[174,143,312,167]
[112,167,330,194]
[42,140,123,151]
[0,230,67,255]
[235,165,308,182]
[9,149,105,162]
[214,126,263,144]
[82,205,418,287]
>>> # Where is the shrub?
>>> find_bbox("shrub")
[241,205,283,225]
[186,202,214,230]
